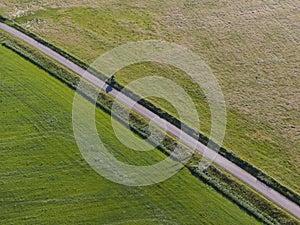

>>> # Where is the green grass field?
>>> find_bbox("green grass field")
[0,44,262,224]
[1,0,298,194]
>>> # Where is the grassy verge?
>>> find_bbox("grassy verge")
[1,30,299,224]
[1,15,300,209]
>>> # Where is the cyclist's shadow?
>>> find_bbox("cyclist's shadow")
[105,85,113,93]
